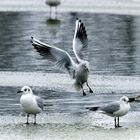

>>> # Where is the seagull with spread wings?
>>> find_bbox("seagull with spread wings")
[31,18,93,96]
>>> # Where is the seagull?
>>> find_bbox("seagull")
[31,18,93,96]
[17,86,43,124]
[86,96,134,128]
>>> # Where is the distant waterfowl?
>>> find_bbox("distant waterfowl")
[17,86,43,124]
[31,18,93,96]
[87,96,134,128]
[46,0,60,7]
[46,0,61,18]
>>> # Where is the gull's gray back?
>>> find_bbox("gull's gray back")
[100,101,120,114]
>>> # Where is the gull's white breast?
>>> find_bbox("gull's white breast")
[114,102,130,117]
[75,65,89,83]
[20,94,41,114]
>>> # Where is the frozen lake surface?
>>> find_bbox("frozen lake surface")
[0,72,140,140]
[0,113,140,140]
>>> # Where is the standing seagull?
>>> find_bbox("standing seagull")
[31,18,93,96]
[17,86,43,124]
[86,96,133,128]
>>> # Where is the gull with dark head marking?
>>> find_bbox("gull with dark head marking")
[86,96,134,128]
[17,86,43,124]
[31,18,93,96]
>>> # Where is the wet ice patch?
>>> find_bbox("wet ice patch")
[0,71,140,94]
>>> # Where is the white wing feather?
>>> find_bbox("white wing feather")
[31,37,76,78]
[73,19,88,63]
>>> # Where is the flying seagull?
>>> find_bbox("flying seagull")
[17,86,43,124]
[86,96,134,128]
[31,18,93,96]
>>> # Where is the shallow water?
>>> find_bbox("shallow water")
[1,12,140,76]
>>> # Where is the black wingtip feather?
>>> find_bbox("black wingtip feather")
[76,21,87,39]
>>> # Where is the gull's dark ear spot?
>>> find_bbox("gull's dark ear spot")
[29,86,33,89]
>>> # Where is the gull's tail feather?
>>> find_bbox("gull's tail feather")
[86,107,99,111]
[74,81,81,91]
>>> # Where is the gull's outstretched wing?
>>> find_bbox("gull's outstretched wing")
[31,37,76,78]
[73,18,88,63]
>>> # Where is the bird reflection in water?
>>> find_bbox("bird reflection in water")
[46,18,61,36]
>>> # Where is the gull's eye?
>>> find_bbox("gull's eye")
[24,89,27,91]
[123,98,126,101]
[28,89,30,92]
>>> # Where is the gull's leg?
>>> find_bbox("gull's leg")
[55,6,57,19]
[34,114,37,125]
[25,114,29,124]
[86,82,93,93]
[117,117,121,127]
[50,6,52,19]
[114,117,117,128]
[81,85,86,96]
